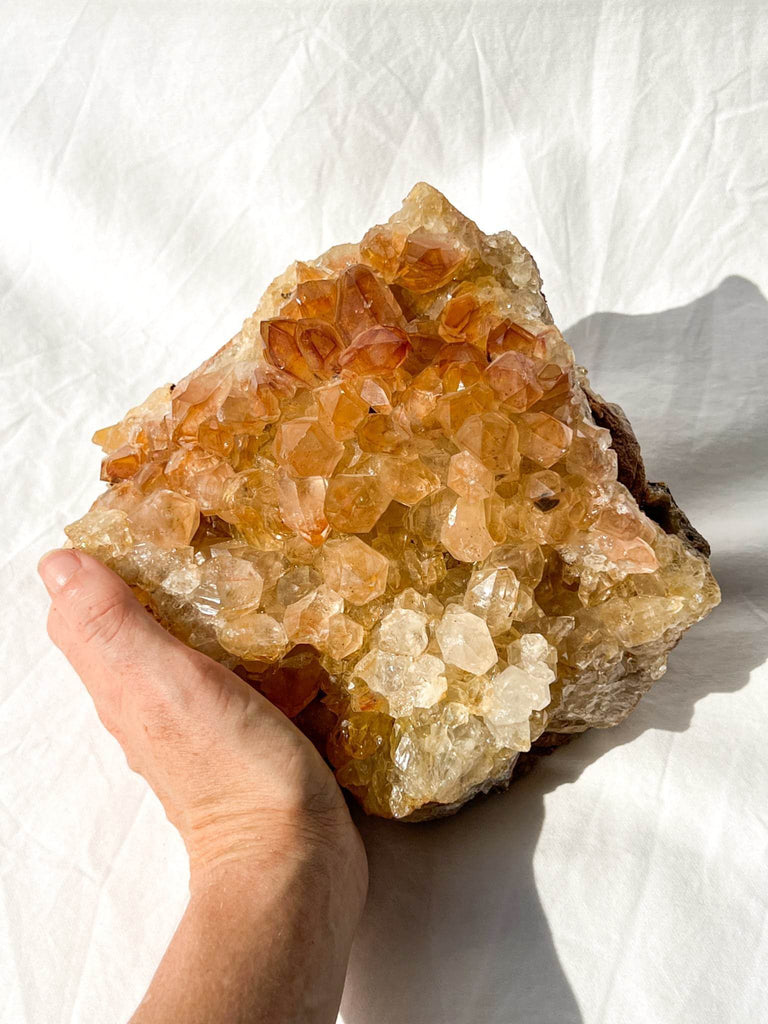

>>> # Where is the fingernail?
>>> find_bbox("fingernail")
[38,549,81,595]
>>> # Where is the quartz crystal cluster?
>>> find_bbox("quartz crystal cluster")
[66,184,720,819]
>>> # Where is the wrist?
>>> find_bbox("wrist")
[187,807,368,914]
[132,827,365,1024]
[186,825,368,998]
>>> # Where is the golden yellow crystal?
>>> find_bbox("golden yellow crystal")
[66,183,720,819]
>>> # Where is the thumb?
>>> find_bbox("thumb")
[40,548,163,658]
[39,549,242,736]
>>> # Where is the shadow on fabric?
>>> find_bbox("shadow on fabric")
[339,277,768,1024]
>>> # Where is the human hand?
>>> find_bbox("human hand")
[39,548,367,1023]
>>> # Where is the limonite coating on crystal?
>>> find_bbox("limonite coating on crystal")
[66,184,720,819]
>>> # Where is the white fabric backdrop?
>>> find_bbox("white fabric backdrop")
[1,2,766,1022]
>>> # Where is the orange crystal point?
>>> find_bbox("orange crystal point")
[335,264,406,340]
[274,418,344,478]
[324,471,391,533]
[67,182,720,820]
[280,278,338,322]
[321,537,390,605]
[486,351,545,411]
[338,325,411,375]
[455,411,520,475]
[315,380,368,440]
[447,450,495,500]
[277,474,329,546]
[394,227,467,293]
[261,317,344,383]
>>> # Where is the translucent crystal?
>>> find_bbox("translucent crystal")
[65,508,134,558]
[315,380,368,440]
[518,412,573,468]
[463,566,521,635]
[486,351,544,412]
[67,182,720,819]
[274,418,344,478]
[389,702,493,817]
[283,585,344,647]
[275,564,321,606]
[481,664,552,749]
[435,605,498,675]
[325,472,391,533]
[131,490,199,548]
[354,650,447,717]
[326,613,365,660]
[206,551,263,610]
[455,411,520,475]
[215,609,288,661]
[260,317,343,383]
[394,227,466,292]
[321,537,390,604]
[338,325,411,375]
[447,449,495,500]
[440,497,496,563]
[378,608,429,656]
[277,474,329,547]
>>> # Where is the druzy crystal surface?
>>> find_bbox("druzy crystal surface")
[66,184,720,819]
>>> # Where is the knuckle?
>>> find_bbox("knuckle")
[77,591,133,648]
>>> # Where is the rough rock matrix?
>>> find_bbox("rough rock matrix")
[66,184,720,819]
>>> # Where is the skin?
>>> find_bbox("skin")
[38,548,368,1024]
